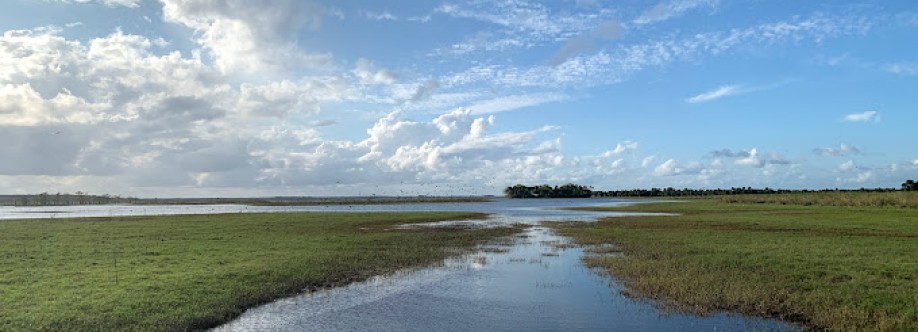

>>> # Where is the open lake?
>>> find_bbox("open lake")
[2,199,798,330]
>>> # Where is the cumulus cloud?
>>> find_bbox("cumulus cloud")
[0,27,350,187]
[653,159,704,176]
[352,58,398,85]
[160,0,332,74]
[0,26,570,194]
[843,110,879,122]
[408,80,440,103]
[600,141,639,157]
[837,160,857,172]
[835,162,873,183]
[713,148,790,168]
[813,144,860,157]
[711,149,750,158]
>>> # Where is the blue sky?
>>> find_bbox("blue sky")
[1,0,916,197]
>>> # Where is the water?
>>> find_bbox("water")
[0,198,665,223]
[216,227,796,331]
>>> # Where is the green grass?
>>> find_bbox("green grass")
[717,191,918,208]
[557,200,918,331]
[0,212,518,331]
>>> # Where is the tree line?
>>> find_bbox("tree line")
[0,192,139,206]
[507,179,918,198]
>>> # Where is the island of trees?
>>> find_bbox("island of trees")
[504,184,593,198]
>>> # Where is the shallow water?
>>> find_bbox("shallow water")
[215,227,797,331]
[0,198,662,223]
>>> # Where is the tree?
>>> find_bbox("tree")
[903,180,917,191]
[505,183,592,198]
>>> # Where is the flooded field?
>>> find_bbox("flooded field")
[2,198,798,330]
[216,227,797,331]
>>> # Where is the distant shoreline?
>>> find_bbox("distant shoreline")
[0,195,494,207]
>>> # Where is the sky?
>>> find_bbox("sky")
[1,0,917,197]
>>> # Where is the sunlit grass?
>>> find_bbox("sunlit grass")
[717,191,918,208]
[0,212,518,331]
[557,200,918,331]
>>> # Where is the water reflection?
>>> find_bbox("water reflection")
[215,227,797,332]
[0,198,665,224]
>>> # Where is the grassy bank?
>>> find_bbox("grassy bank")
[557,200,918,330]
[0,212,518,331]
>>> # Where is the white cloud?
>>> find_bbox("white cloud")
[0,26,363,187]
[813,143,860,157]
[352,59,398,85]
[444,13,871,89]
[0,4,907,195]
[364,11,398,21]
[432,31,529,56]
[654,159,704,176]
[715,148,790,168]
[601,141,639,157]
[884,62,918,76]
[843,110,879,122]
[855,171,875,183]
[634,0,719,25]
[52,0,140,7]
[549,21,625,65]
[466,93,567,115]
[160,0,332,74]
[838,160,857,172]
[734,148,763,167]
[433,1,617,57]
[686,85,740,103]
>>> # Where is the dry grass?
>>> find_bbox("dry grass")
[717,191,918,208]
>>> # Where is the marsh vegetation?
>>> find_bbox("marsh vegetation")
[558,199,918,330]
[0,212,518,331]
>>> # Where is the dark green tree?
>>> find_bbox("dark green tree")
[903,180,917,191]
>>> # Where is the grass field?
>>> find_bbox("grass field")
[0,212,518,331]
[717,191,918,208]
[558,200,918,331]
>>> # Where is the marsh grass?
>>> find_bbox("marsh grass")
[717,191,918,208]
[557,201,918,331]
[0,212,518,331]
